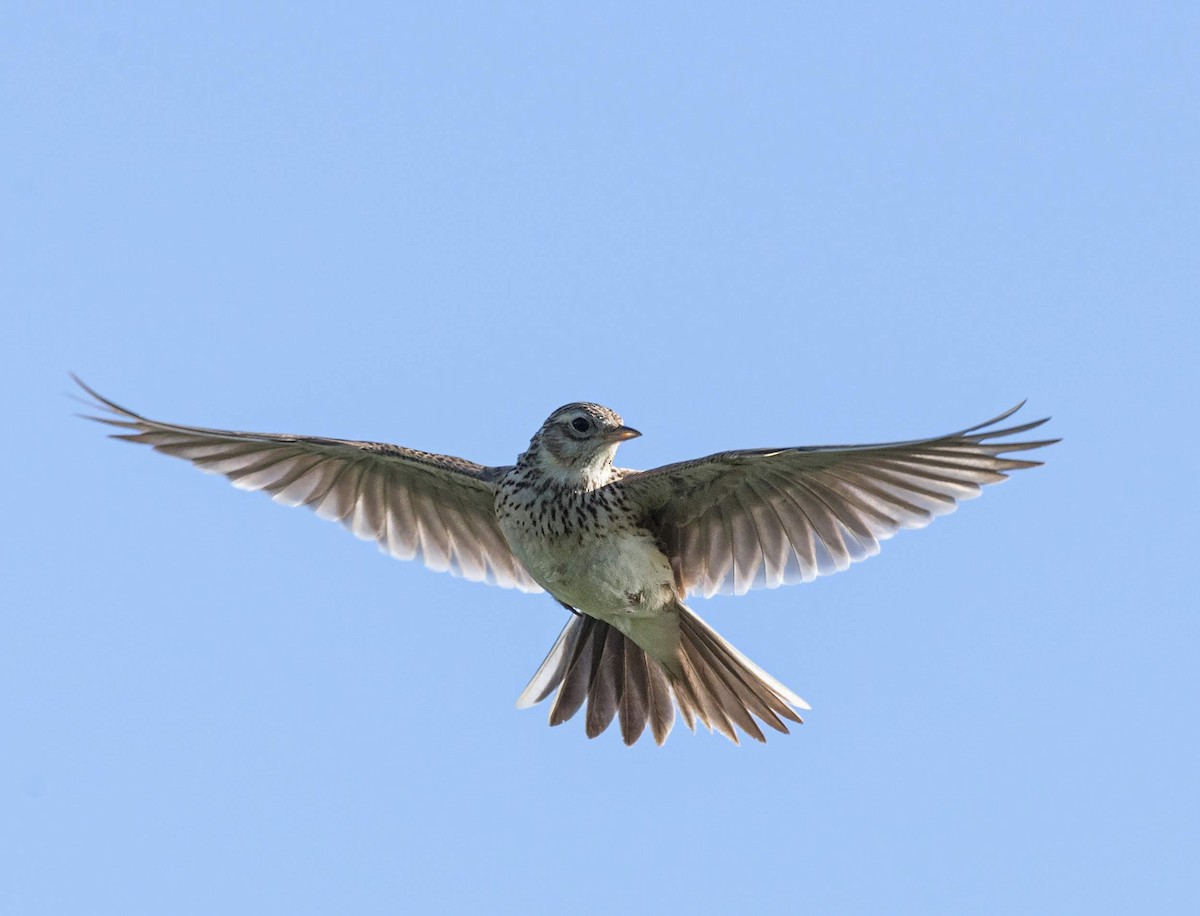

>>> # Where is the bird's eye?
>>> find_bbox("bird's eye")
[571,417,591,433]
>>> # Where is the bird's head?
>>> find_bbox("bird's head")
[525,403,641,486]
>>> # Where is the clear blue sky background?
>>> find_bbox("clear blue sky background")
[3,3,1196,914]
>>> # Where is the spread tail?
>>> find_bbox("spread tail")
[516,605,809,746]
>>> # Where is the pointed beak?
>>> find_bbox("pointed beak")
[605,425,641,443]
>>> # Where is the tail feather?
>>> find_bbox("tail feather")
[687,623,788,734]
[666,656,701,734]
[678,631,765,744]
[644,650,675,745]
[547,617,603,727]
[518,606,806,746]
[516,618,582,708]
[618,637,649,745]
[585,627,622,738]
[681,610,805,731]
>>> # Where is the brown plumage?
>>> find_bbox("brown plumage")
[74,376,1056,746]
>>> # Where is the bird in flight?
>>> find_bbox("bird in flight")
[74,375,1055,746]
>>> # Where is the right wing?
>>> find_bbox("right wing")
[613,404,1056,597]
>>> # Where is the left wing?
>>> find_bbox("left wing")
[73,375,542,592]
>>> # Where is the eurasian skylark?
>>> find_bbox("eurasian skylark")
[75,376,1056,746]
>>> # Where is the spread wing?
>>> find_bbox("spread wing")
[73,376,542,592]
[612,404,1056,598]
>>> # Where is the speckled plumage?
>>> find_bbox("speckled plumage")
[74,376,1057,746]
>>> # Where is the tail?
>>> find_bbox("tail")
[516,605,809,746]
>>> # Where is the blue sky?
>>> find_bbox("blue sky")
[3,3,1196,914]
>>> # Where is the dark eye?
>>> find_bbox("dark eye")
[571,417,591,433]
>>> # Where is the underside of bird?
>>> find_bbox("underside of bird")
[72,377,1056,747]
[517,603,809,746]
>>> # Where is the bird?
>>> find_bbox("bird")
[73,374,1057,746]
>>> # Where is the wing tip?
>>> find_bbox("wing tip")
[68,373,147,423]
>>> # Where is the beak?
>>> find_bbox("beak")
[605,425,641,443]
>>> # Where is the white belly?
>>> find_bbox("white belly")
[495,485,683,664]
[501,521,675,620]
